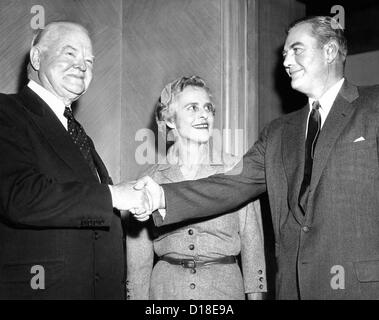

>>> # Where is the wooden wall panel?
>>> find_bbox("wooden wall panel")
[246,0,260,146]
[0,0,34,94]
[222,0,252,156]
[121,0,224,180]
[258,0,306,130]
[0,0,122,181]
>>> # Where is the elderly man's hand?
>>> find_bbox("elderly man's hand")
[127,176,166,222]
[133,176,165,211]
[110,182,150,216]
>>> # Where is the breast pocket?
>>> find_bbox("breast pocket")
[331,138,378,182]
[354,260,379,283]
[334,138,376,153]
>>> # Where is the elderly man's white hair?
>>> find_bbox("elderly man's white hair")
[31,21,90,50]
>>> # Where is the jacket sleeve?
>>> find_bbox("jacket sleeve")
[239,200,267,294]
[154,125,269,226]
[126,214,154,300]
[0,97,113,228]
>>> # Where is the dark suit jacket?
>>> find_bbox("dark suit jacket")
[0,87,124,299]
[155,81,379,299]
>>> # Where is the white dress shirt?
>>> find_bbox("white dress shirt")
[28,80,69,130]
[306,78,345,134]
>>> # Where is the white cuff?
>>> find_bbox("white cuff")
[158,208,166,220]
[108,185,115,207]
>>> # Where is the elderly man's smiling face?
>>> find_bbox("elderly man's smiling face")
[32,24,94,105]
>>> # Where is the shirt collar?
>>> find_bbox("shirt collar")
[308,78,345,112]
[28,80,68,110]
[27,80,69,129]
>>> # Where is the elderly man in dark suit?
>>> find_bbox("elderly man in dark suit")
[134,16,379,299]
[0,21,146,299]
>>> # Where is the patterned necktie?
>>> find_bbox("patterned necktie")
[298,101,321,214]
[63,107,98,177]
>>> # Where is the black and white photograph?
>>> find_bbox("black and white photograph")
[0,0,378,308]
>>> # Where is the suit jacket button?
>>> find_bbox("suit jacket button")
[259,284,264,289]
[190,283,196,289]
[188,229,194,235]
[302,226,310,233]
[94,232,100,240]
[258,270,263,275]
[189,244,195,250]
[190,268,196,274]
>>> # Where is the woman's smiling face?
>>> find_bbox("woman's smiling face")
[168,85,215,144]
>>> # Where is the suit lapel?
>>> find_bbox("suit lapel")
[91,145,111,184]
[17,87,98,182]
[282,106,309,223]
[310,81,359,192]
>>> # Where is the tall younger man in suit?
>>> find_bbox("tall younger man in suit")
[135,16,379,299]
[0,21,146,299]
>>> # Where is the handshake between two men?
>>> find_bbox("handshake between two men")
[110,177,164,221]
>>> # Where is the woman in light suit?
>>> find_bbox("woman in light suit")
[126,76,266,300]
